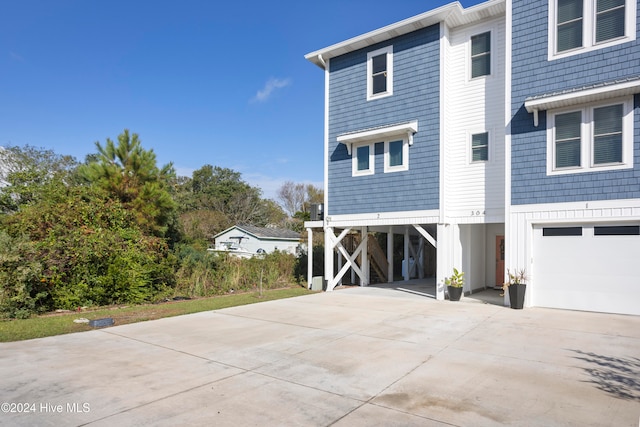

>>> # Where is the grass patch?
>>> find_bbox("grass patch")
[0,287,313,342]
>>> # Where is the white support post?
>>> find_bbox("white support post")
[403,227,410,281]
[418,239,425,279]
[307,227,313,289]
[436,223,450,301]
[361,227,368,286]
[325,227,335,291]
[387,227,394,283]
[337,250,343,286]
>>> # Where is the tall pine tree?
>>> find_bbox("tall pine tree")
[80,129,176,236]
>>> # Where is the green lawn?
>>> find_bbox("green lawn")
[0,287,313,342]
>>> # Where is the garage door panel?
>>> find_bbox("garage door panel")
[533,224,640,315]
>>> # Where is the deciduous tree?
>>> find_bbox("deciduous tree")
[0,145,78,213]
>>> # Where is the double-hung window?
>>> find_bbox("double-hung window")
[367,46,393,100]
[471,32,491,78]
[471,132,489,162]
[550,0,636,59]
[554,111,582,168]
[548,97,633,174]
[595,0,626,42]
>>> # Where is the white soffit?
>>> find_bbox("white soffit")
[337,121,418,154]
[304,0,506,69]
[524,77,640,126]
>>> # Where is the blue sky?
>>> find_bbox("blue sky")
[0,0,484,199]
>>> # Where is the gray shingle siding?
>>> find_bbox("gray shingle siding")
[511,0,640,205]
[327,24,440,215]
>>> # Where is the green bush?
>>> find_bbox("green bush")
[0,184,176,317]
[0,232,50,318]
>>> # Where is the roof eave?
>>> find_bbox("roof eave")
[304,0,505,69]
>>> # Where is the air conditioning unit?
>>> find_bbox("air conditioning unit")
[310,204,324,221]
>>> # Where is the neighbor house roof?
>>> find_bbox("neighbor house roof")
[304,0,505,69]
[214,225,301,241]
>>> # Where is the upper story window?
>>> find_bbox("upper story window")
[596,0,626,42]
[550,0,636,59]
[471,132,489,162]
[367,46,393,100]
[353,142,375,176]
[471,32,491,78]
[384,138,409,172]
[547,97,633,175]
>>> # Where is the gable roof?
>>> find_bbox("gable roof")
[305,0,505,69]
[214,225,301,241]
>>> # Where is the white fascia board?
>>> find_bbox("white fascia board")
[212,225,237,240]
[325,209,440,227]
[304,0,505,69]
[337,121,418,155]
[510,198,640,216]
[524,78,640,126]
[304,220,324,229]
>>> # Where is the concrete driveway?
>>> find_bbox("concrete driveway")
[1,287,639,426]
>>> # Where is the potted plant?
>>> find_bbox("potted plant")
[502,269,527,309]
[444,268,465,301]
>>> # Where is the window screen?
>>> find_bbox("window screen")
[471,32,491,78]
[356,145,370,171]
[557,0,584,52]
[593,104,623,164]
[555,111,582,168]
[472,132,489,161]
[389,140,403,167]
[371,54,387,94]
[596,0,625,43]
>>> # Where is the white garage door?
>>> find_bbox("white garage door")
[532,223,640,315]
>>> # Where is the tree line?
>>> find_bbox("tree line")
[0,129,322,318]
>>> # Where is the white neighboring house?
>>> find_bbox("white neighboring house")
[211,225,301,258]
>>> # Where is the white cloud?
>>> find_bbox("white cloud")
[251,77,291,103]
[9,51,24,62]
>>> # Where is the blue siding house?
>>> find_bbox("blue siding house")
[306,0,640,315]
[509,0,640,315]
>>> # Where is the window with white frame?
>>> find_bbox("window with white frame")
[384,138,409,172]
[471,132,489,162]
[471,32,491,78]
[367,46,393,100]
[352,142,375,176]
[550,0,636,59]
[547,97,633,174]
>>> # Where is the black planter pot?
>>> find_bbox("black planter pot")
[508,283,526,309]
[448,286,463,301]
